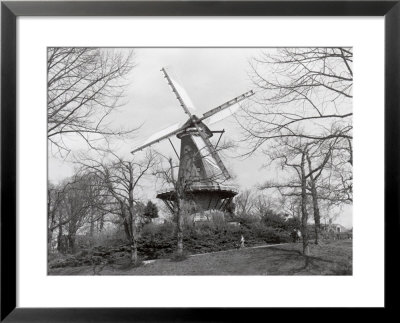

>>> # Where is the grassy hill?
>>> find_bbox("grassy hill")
[49,240,352,276]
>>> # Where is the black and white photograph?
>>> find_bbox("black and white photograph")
[47,47,353,276]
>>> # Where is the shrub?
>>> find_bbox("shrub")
[284,217,301,231]
[244,223,291,244]
[138,223,176,259]
[67,220,293,263]
[50,218,295,268]
[141,222,175,238]
[261,211,289,230]
[234,214,259,228]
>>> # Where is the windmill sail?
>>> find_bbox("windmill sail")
[131,67,254,214]
[200,90,254,123]
[191,135,225,181]
[130,122,183,153]
[204,103,240,126]
[192,123,231,180]
[131,69,253,182]
[168,75,197,112]
[161,68,196,115]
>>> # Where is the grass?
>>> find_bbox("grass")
[48,240,352,276]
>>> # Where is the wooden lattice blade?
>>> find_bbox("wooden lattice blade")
[161,68,196,115]
[191,135,226,181]
[193,125,231,180]
[131,122,183,154]
[200,90,254,123]
[204,103,240,126]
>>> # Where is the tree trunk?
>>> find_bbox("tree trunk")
[306,152,321,245]
[131,237,138,264]
[128,165,138,265]
[90,215,94,237]
[122,219,131,241]
[310,180,321,245]
[300,152,310,256]
[67,234,76,254]
[48,208,56,252]
[170,158,184,256]
[48,228,54,252]
[99,214,104,232]
[122,212,138,264]
[130,215,138,264]
[57,224,63,253]
[176,199,184,255]
[89,211,95,246]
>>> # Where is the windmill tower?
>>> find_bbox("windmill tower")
[131,68,254,216]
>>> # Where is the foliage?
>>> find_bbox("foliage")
[53,219,293,263]
[136,221,291,259]
[50,214,354,270]
[143,201,159,223]
[284,216,301,231]
[261,210,288,230]
[233,213,259,228]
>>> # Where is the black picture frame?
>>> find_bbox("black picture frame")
[1,1,398,321]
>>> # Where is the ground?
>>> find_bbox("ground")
[49,240,352,276]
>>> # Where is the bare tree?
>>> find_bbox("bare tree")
[77,150,156,264]
[320,138,353,204]
[48,183,65,251]
[252,193,278,218]
[279,195,302,222]
[47,48,136,156]
[304,138,341,244]
[234,189,255,217]
[59,177,93,253]
[260,137,338,253]
[234,48,353,253]
[240,47,352,151]
[299,148,310,255]
[152,153,187,256]
[48,177,80,253]
[48,171,113,254]
[81,173,110,243]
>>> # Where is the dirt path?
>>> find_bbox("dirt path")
[188,242,289,257]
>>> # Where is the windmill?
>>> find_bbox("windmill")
[131,68,254,216]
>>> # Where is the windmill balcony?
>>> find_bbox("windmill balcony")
[156,182,238,201]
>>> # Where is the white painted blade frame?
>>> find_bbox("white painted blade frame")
[204,104,240,126]
[193,123,231,180]
[161,68,196,116]
[131,122,184,154]
[192,135,225,180]
[200,90,254,124]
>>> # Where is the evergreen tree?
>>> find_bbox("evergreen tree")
[143,201,159,223]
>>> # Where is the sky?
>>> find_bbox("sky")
[48,48,352,228]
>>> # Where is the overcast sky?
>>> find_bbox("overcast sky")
[48,48,352,228]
